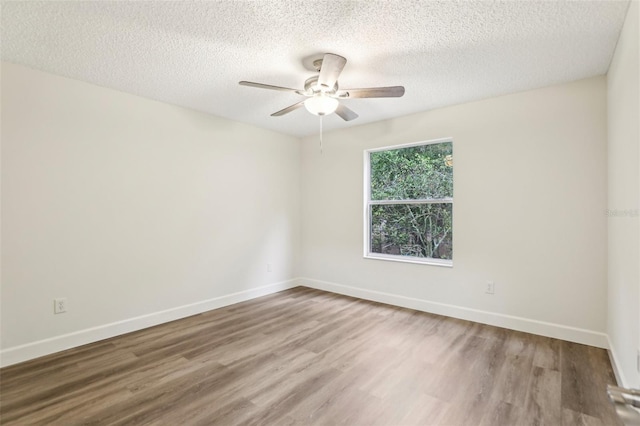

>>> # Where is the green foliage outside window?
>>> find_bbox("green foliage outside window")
[369,142,453,260]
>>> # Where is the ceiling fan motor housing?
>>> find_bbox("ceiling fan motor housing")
[312,58,324,72]
[304,76,338,95]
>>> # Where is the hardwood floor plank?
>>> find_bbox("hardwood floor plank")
[399,392,450,425]
[285,361,377,422]
[560,340,621,424]
[188,397,260,426]
[308,387,384,426]
[490,331,536,407]
[421,321,478,403]
[0,287,621,425]
[438,334,507,425]
[0,341,120,388]
[562,407,607,426]
[520,366,562,425]
[241,368,343,426]
[1,350,141,418]
[82,361,233,425]
[532,335,561,370]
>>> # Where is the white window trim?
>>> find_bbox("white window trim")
[363,137,453,267]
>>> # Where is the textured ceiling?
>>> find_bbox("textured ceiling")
[0,1,630,137]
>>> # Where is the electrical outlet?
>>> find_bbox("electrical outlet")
[267,263,272,273]
[54,298,67,314]
[485,281,495,295]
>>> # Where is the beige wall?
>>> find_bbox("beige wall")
[300,76,608,344]
[1,63,301,363]
[607,0,640,388]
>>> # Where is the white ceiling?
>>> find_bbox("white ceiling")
[0,1,630,137]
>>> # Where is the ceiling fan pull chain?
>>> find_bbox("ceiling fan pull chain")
[319,115,323,154]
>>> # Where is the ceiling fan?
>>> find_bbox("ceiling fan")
[239,53,405,121]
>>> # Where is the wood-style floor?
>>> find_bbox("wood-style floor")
[0,287,621,425]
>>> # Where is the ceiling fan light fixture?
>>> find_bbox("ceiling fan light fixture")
[304,94,339,116]
[240,53,404,121]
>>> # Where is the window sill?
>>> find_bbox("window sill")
[364,253,453,268]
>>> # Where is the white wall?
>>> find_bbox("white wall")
[1,62,300,365]
[300,76,609,347]
[607,0,640,388]
[0,49,627,370]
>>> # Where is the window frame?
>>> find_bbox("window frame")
[363,137,454,267]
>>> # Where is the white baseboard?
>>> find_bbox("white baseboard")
[1,277,612,369]
[299,277,609,349]
[0,279,299,368]
[607,335,629,387]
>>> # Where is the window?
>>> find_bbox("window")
[364,138,453,266]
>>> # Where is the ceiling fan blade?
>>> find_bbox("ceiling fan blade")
[318,53,346,89]
[271,100,306,117]
[239,81,299,93]
[335,103,359,121]
[339,86,405,98]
